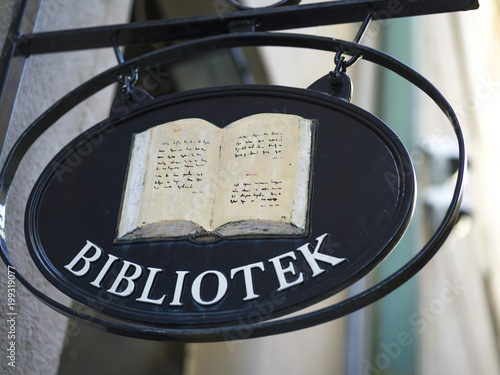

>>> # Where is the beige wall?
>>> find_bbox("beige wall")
[0,1,132,374]
[417,2,500,374]
[185,312,348,375]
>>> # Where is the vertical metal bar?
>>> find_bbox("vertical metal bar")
[0,0,42,158]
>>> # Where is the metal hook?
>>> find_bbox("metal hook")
[112,37,125,65]
[333,11,373,73]
[112,38,138,97]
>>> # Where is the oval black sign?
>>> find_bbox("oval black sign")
[25,85,414,327]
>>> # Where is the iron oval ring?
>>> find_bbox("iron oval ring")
[0,31,466,341]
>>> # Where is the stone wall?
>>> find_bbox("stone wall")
[0,1,132,374]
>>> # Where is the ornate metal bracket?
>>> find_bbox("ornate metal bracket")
[0,0,473,342]
[0,32,467,341]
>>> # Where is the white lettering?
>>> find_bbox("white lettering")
[170,271,189,306]
[107,261,142,297]
[268,251,304,291]
[296,233,346,277]
[64,233,347,310]
[90,254,119,288]
[136,267,166,305]
[64,241,102,276]
[191,270,228,306]
[230,262,265,301]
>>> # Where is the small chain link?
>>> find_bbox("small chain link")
[112,38,138,97]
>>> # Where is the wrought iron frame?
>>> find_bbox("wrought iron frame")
[0,0,473,341]
[0,31,466,341]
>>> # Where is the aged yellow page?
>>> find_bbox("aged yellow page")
[117,118,222,240]
[211,113,313,236]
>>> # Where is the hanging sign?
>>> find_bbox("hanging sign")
[24,84,415,326]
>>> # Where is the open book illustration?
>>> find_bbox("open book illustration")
[115,113,316,243]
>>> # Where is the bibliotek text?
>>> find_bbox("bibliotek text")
[64,233,346,308]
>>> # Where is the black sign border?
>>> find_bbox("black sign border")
[24,84,415,328]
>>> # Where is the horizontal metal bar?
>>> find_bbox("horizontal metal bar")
[16,0,479,56]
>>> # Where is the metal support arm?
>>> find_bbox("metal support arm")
[15,0,478,56]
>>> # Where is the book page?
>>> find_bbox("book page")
[121,119,222,237]
[116,130,151,240]
[211,114,313,234]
